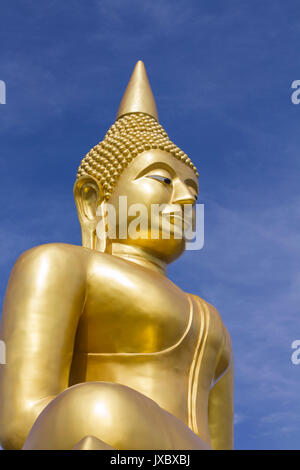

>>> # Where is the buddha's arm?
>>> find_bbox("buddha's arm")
[207,321,234,450]
[0,244,86,449]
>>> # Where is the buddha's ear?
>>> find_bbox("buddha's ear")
[73,175,104,250]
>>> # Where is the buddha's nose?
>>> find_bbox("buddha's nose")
[171,180,196,206]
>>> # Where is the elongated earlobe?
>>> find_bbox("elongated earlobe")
[95,200,109,253]
[73,176,104,250]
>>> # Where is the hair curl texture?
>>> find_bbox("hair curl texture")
[76,113,199,200]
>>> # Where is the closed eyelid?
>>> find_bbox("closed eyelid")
[135,163,174,181]
[146,174,172,184]
[144,169,172,179]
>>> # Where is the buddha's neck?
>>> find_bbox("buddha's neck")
[109,242,167,276]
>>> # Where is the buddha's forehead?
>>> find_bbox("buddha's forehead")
[119,149,199,186]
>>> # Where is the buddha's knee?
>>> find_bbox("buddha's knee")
[23,381,173,450]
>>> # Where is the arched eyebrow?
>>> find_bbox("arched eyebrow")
[135,162,174,179]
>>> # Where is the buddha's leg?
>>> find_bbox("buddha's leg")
[23,382,210,450]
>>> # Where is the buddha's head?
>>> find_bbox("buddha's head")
[74,61,199,265]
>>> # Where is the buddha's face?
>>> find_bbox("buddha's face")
[106,149,198,263]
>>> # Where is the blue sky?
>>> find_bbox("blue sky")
[1,0,300,450]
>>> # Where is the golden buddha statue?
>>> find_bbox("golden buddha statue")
[0,61,233,450]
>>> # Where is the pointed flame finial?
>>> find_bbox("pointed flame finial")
[116,61,159,121]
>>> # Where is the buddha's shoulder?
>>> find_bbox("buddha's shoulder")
[189,295,233,364]
[14,243,97,274]
[15,243,119,274]
[188,294,221,320]
[189,294,231,341]
[17,242,87,262]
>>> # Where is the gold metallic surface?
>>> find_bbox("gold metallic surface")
[72,436,115,450]
[76,113,199,202]
[0,61,234,450]
[116,60,159,121]
[77,61,198,202]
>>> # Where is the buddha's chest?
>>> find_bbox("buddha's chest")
[74,256,191,354]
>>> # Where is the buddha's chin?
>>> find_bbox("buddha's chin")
[125,234,186,264]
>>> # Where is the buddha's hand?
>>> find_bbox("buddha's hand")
[23,382,210,450]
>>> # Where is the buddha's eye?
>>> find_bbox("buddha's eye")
[147,175,172,185]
